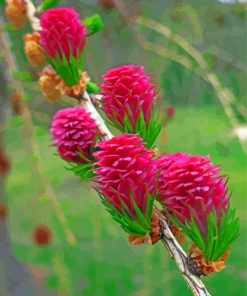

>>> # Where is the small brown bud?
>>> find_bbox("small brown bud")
[24,33,46,67]
[99,0,115,10]
[32,225,52,246]
[5,0,27,29]
[0,203,8,220]
[0,148,10,176]
[10,92,23,115]
[39,68,62,103]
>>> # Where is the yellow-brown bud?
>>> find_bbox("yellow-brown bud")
[5,0,27,29]
[24,33,46,67]
[57,71,90,97]
[39,68,62,103]
[188,243,230,276]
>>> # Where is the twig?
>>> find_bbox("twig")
[80,92,112,140]
[83,92,212,296]
[22,0,40,30]
[159,219,210,296]
[23,1,211,295]
[136,34,199,76]
[205,45,246,73]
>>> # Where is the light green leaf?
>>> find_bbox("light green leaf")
[87,81,100,94]
[84,14,104,36]
[169,207,240,261]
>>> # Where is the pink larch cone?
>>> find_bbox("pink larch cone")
[157,153,229,233]
[40,7,87,60]
[93,134,156,216]
[50,107,99,163]
[101,64,157,128]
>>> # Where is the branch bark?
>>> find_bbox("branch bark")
[159,219,210,296]
[80,92,112,140]
[23,1,211,295]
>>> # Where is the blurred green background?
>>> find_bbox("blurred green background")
[0,0,247,295]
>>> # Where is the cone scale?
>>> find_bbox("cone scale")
[50,107,99,164]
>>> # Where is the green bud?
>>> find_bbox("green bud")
[87,81,100,94]
[84,14,104,36]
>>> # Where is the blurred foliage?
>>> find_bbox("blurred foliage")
[12,70,34,81]
[4,0,246,122]
[39,0,61,11]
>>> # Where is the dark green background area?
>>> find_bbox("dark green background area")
[1,0,247,295]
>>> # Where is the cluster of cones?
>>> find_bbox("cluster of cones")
[4,1,232,279]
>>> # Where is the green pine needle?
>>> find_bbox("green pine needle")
[65,161,95,182]
[109,109,162,148]
[12,71,33,82]
[169,207,240,261]
[47,52,83,86]
[99,192,154,236]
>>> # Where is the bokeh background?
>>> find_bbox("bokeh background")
[0,0,246,295]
